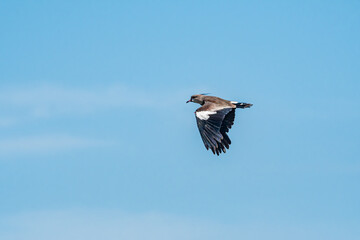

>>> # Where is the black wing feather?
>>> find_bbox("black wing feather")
[219,108,236,149]
[195,108,235,155]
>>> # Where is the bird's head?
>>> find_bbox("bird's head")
[186,94,205,105]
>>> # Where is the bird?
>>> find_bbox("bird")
[186,94,252,155]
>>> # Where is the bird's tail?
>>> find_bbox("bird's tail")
[232,101,253,109]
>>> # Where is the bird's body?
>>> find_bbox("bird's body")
[187,94,252,155]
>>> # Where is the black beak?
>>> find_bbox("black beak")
[186,99,192,103]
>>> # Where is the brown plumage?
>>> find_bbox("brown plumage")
[187,94,252,155]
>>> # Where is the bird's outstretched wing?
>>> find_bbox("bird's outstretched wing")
[195,106,236,155]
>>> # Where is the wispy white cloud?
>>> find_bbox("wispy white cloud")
[0,117,17,127]
[1,210,225,240]
[0,135,109,156]
[0,209,358,240]
[0,84,203,128]
[0,84,162,119]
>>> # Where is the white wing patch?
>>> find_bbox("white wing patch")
[230,101,238,104]
[196,111,217,120]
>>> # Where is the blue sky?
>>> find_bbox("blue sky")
[1,1,359,239]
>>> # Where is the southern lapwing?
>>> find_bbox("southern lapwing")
[187,94,252,155]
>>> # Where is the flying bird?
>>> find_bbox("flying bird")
[187,94,252,155]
